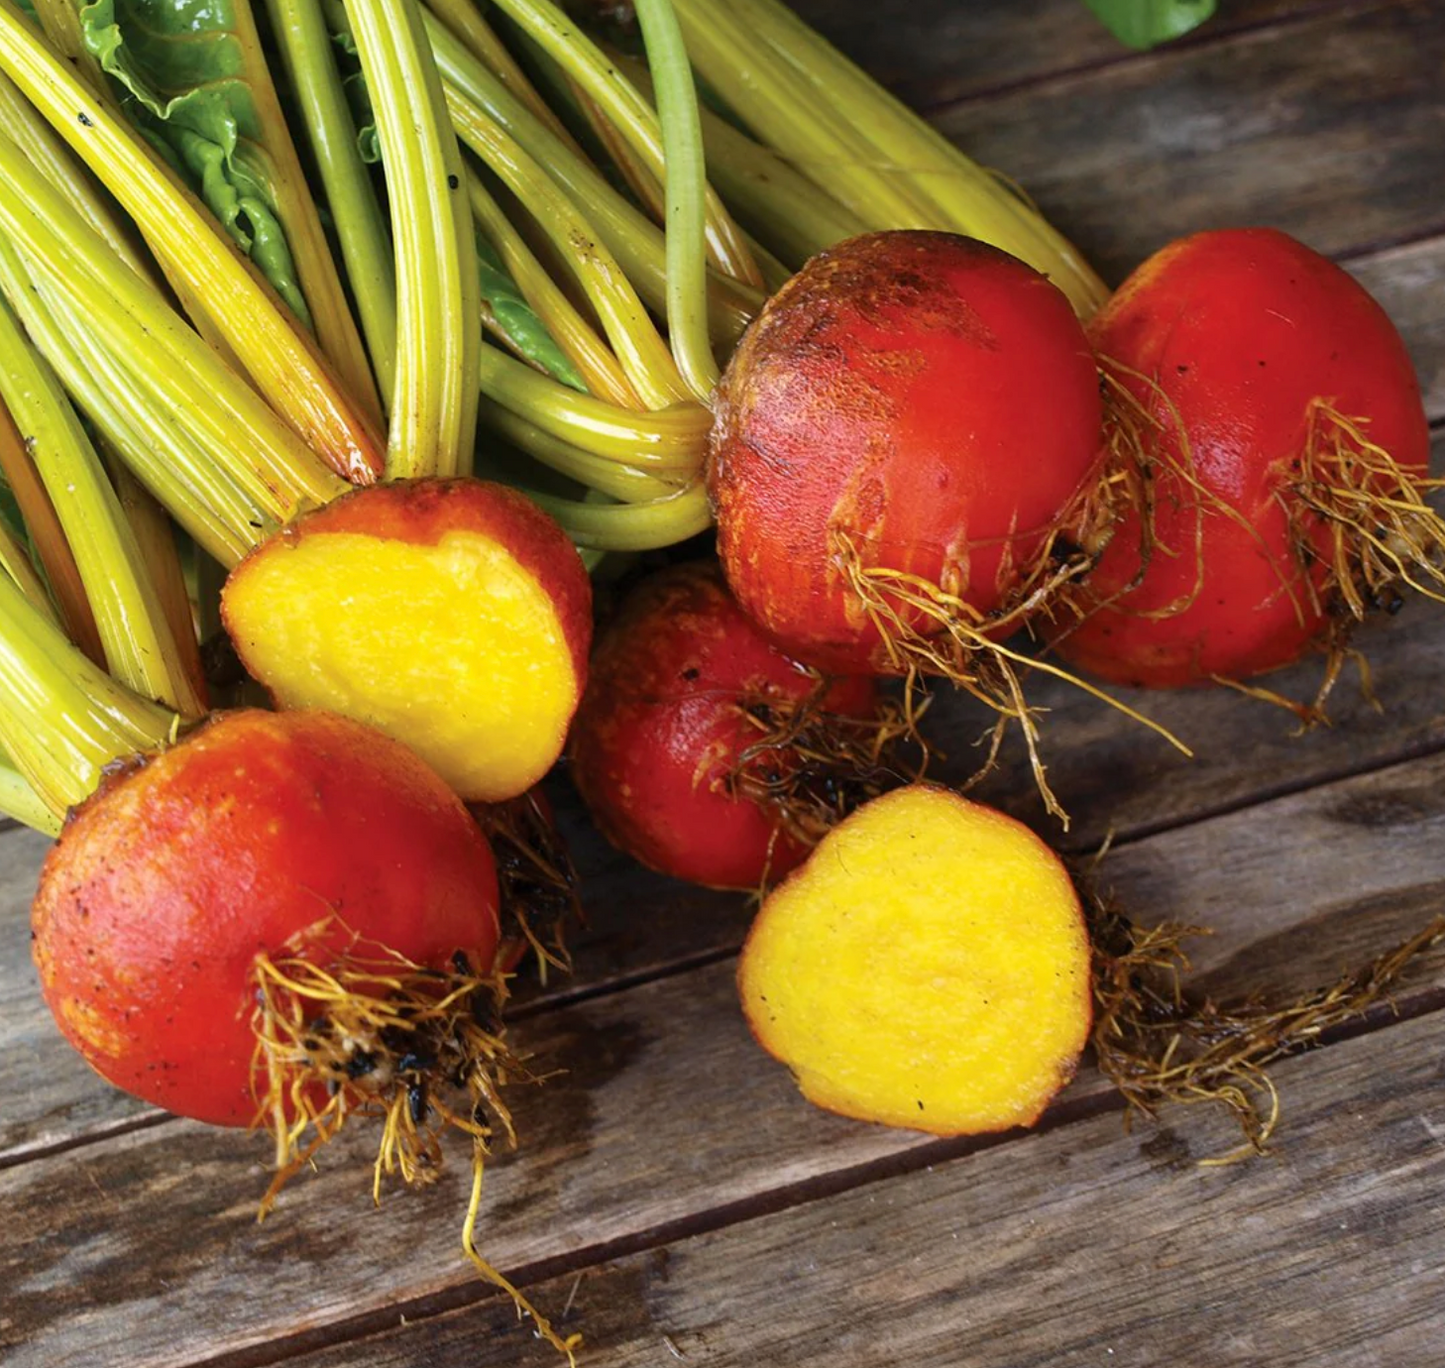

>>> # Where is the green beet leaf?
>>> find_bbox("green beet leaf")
[476,236,585,392]
[319,0,379,163]
[80,0,312,324]
[1082,0,1216,49]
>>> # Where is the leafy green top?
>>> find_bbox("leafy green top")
[80,0,311,322]
[1082,0,1216,50]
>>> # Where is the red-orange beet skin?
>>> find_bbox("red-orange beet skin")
[31,711,500,1126]
[1054,228,1429,688]
[708,231,1103,673]
[571,563,877,890]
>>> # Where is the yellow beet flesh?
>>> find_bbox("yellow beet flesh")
[738,785,1091,1135]
[224,529,578,803]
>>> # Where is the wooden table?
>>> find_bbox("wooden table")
[3,1,1444,1363]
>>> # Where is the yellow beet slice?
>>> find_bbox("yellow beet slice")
[222,480,591,803]
[738,784,1091,1135]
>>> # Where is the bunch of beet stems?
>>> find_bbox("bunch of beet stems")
[0,0,1105,832]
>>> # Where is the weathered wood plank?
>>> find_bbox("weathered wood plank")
[791,0,1364,113]
[2,751,1442,1365]
[1101,748,1445,996]
[3,0,1443,1154]
[0,827,157,1161]
[937,3,1445,283]
[277,1007,1445,1368]
[1351,236,1445,419]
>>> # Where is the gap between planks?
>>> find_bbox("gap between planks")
[1335,218,1445,267]
[4,743,1444,1363]
[912,0,1389,115]
[200,1006,1445,1368]
[111,986,1445,1368]
[1081,716,1445,856]
[0,1108,172,1174]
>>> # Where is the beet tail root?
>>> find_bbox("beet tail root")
[249,927,581,1362]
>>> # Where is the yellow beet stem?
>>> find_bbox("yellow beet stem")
[228,0,385,426]
[487,0,760,289]
[613,49,869,270]
[347,0,480,480]
[0,514,54,623]
[739,785,1092,1136]
[0,748,61,835]
[424,14,762,348]
[0,568,177,819]
[263,0,399,404]
[0,25,250,376]
[0,143,347,534]
[104,459,209,717]
[526,482,712,551]
[445,86,691,410]
[0,71,150,281]
[741,232,792,293]
[0,0,385,484]
[568,76,668,225]
[0,246,268,569]
[423,0,582,153]
[477,399,677,503]
[464,170,639,410]
[672,0,940,230]
[11,1,341,393]
[674,0,1105,318]
[478,342,708,472]
[0,292,200,715]
[732,0,1108,316]
[0,387,102,662]
[26,0,88,72]
[634,0,720,400]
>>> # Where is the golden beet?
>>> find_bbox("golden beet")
[708,231,1103,675]
[222,479,592,803]
[738,785,1091,1135]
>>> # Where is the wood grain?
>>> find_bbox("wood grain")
[275,1008,1445,1368]
[2,752,1442,1365]
[937,3,1445,283]
[1351,236,1445,417]
[0,827,159,1162]
[790,0,1365,112]
[0,2,1441,1363]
